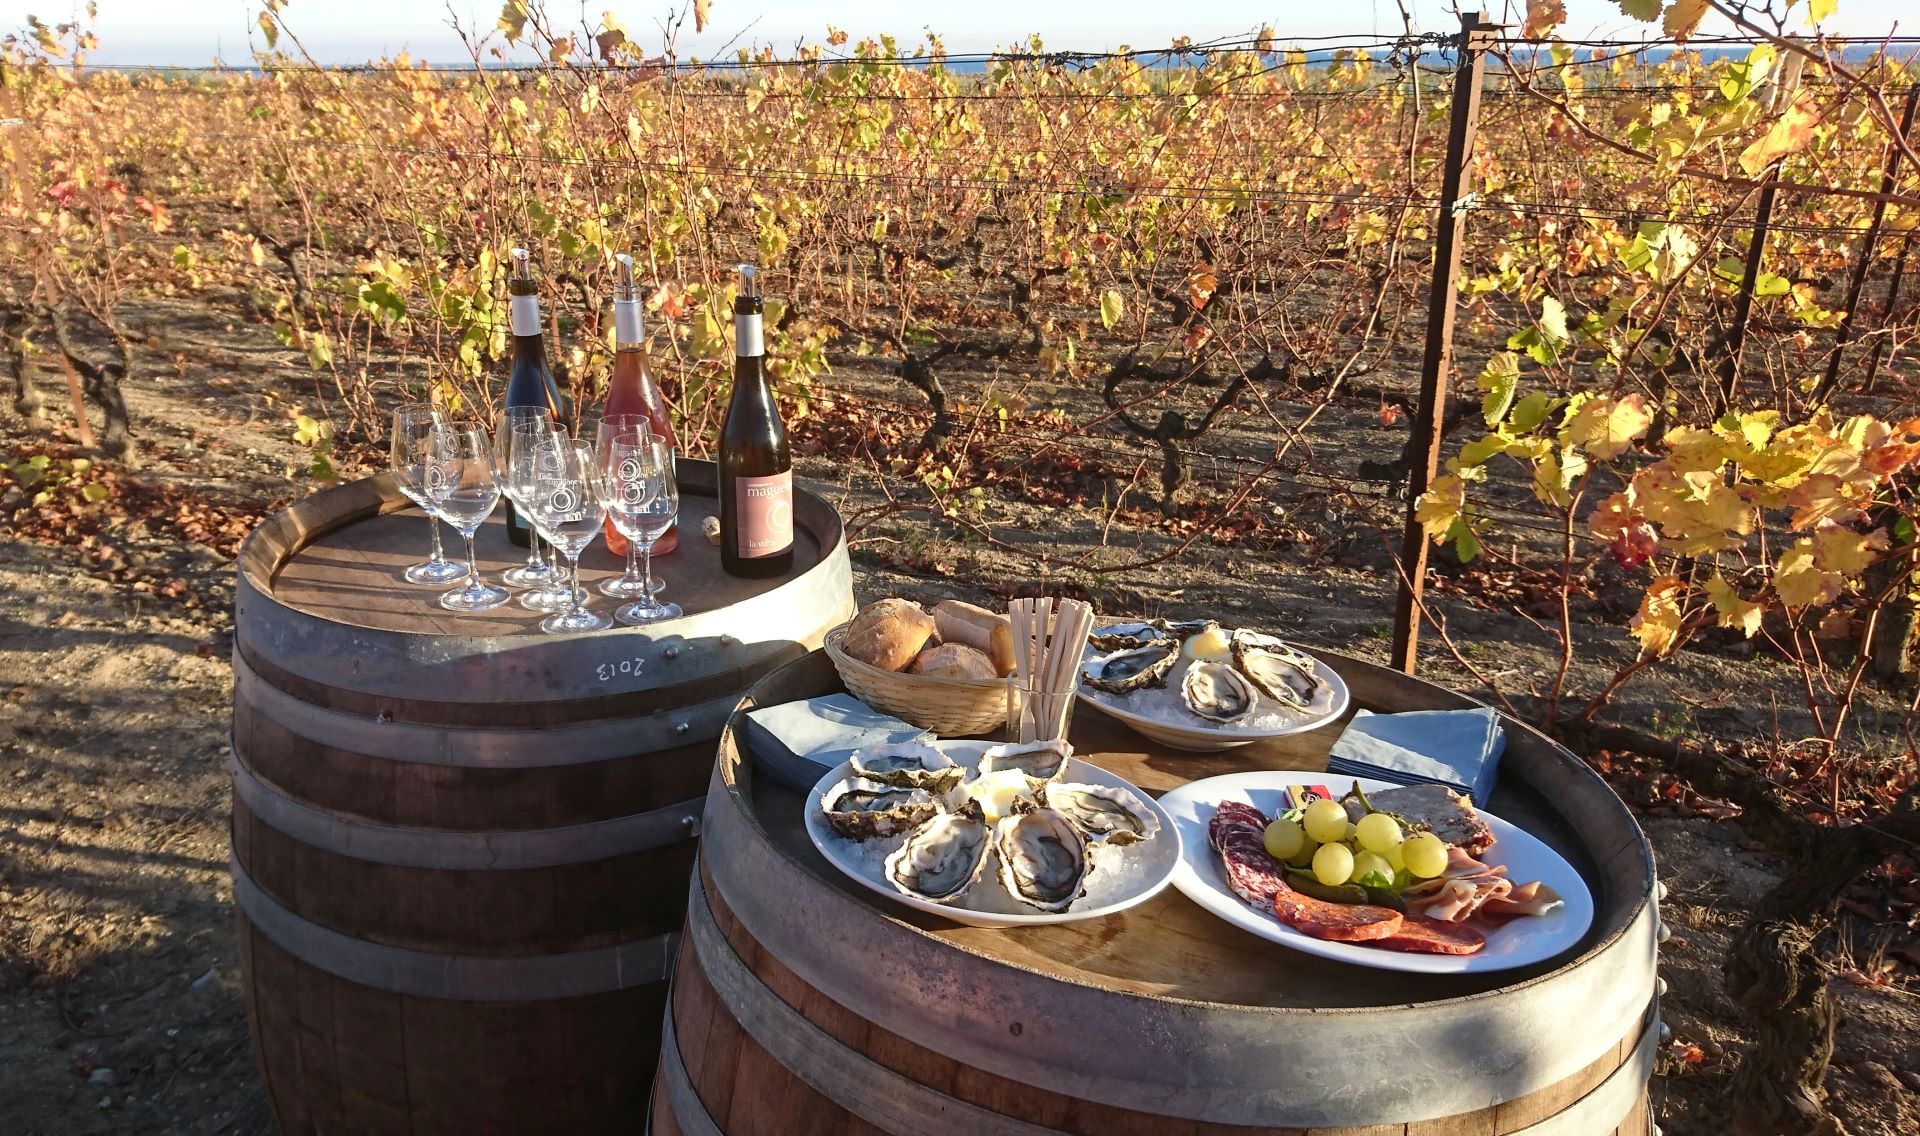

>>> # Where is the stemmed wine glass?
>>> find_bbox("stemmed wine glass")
[391,405,468,585]
[598,427,683,625]
[502,416,586,613]
[596,413,667,599]
[526,432,610,633]
[494,407,560,592]
[424,425,510,612]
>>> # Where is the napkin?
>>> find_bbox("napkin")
[743,694,933,792]
[1325,706,1507,805]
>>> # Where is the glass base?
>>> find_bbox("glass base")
[541,607,612,634]
[439,581,510,612]
[503,562,558,589]
[405,557,469,585]
[521,585,587,612]
[616,598,684,625]
[598,573,667,598]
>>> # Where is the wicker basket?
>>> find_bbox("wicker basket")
[824,623,1013,737]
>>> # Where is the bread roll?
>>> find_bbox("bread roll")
[842,599,936,672]
[932,600,1017,677]
[910,642,999,681]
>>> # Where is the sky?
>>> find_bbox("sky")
[1,0,1911,66]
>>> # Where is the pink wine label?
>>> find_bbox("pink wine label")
[734,471,793,558]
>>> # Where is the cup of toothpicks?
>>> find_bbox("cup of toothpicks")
[1007,598,1094,742]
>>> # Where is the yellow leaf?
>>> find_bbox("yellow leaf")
[1662,425,1729,473]
[1705,574,1764,638]
[1415,474,1466,536]
[1813,527,1886,575]
[1739,94,1820,176]
[1523,0,1568,38]
[1662,0,1710,41]
[694,0,711,34]
[1561,393,1652,460]
[1807,0,1838,24]
[1532,446,1587,508]
[1774,540,1841,609]
[497,0,529,42]
[1630,576,1686,659]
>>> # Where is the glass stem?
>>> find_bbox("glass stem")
[428,516,447,563]
[462,532,482,586]
[569,554,585,616]
[640,541,656,604]
[624,544,641,584]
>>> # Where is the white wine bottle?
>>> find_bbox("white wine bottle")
[718,263,793,577]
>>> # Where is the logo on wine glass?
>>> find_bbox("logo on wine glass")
[423,461,450,499]
[547,484,579,515]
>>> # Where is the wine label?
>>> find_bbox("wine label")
[733,471,792,558]
[734,313,764,358]
[510,293,541,336]
[614,299,645,345]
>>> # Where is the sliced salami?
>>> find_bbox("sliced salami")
[1374,916,1487,955]
[1207,803,1291,906]
[1270,890,1404,942]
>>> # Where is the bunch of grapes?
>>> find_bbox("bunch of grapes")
[1262,798,1448,890]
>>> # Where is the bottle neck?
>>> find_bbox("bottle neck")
[614,299,646,351]
[510,292,542,338]
[734,311,764,360]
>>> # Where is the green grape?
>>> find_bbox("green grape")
[1383,841,1407,872]
[1263,817,1306,861]
[1303,799,1349,844]
[1312,842,1354,887]
[1404,832,1449,879]
[1351,850,1394,887]
[1286,839,1319,868]
[1355,812,1403,855]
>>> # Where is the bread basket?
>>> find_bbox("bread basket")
[824,622,1011,736]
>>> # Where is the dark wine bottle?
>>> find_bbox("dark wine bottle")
[503,246,563,548]
[718,263,794,578]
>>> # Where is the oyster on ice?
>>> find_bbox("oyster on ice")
[993,798,1091,912]
[850,741,964,794]
[1228,630,1324,710]
[884,799,992,903]
[1087,622,1173,653]
[820,777,939,840]
[1181,661,1259,725]
[1082,642,1178,694]
[1042,782,1160,845]
[977,738,1072,783]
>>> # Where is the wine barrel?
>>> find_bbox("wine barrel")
[229,462,852,1136]
[652,650,1659,1136]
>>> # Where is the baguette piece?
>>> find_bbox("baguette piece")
[842,599,937,672]
[932,600,1017,677]
[910,643,999,681]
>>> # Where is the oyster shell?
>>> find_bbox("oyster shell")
[1043,782,1160,845]
[993,798,1091,912]
[977,738,1072,783]
[884,799,992,903]
[1181,661,1259,725]
[820,777,939,840]
[850,741,964,794]
[1087,621,1173,653]
[1082,642,1178,694]
[1155,618,1220,642]
[1229,630,1324,710]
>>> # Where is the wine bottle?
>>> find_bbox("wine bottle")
[603,253,678,556]
[718,263,794,578]
[503,246,564,548]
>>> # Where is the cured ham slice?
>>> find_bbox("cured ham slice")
[1404,847,1513,922]
[1375,916,1486,955]
[1479,881,1565,920]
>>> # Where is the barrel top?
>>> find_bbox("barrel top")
[255,467,827,636]
[717,649,1654,1013]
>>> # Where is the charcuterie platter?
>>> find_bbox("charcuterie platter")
[1157,770,1594,974]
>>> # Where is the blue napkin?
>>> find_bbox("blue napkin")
[743,694,934,792]
[1325,706,1507,805]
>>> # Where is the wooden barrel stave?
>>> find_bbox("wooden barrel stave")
[232,467,854,1135]
[651,649,1658,1136]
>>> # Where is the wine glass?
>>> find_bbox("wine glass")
[391,405,469,585]
[504,417,587,613]
[494,407,560,591]
[598,428,683,625]
[424,425,509,612]
[526,432,610,633]
[596,413,667,598]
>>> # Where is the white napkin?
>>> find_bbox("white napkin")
[1325,706,1507,805]
[744,694,932,792]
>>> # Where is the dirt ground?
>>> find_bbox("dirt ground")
[3,291,1919,1134]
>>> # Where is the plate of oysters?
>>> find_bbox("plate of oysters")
[804,737,1182,927]
[1076,619,1350,752]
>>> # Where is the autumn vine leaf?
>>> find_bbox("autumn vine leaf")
[1739,93,1822,176]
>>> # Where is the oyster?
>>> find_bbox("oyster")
[884,799,992,903]
[977,738,1073,783]
[1043,782,1160,845]
[1229,630,1324,710]
[850,741,964,794]
[1181,661,1259,725]
[1087,621,1173,653]
[1082,642,1178,694]
[1155,618,1220,642]
[820,777,940,840]
[993,798,1091,912]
